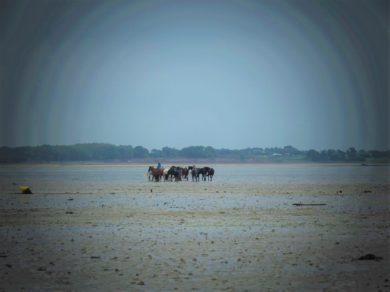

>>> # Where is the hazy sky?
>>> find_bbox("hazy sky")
[0,0,388,150]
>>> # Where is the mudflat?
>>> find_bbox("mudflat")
[0,164,389,291]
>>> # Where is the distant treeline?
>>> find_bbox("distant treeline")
[0,144,389,163]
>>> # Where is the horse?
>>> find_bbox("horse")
[147,166,153,181]
[191,168,199,182]
[198,167,208,181]
[181,167,189,180]
[167,166,182,181]
[147,166,164,182]
[199,167,215,181]
[207,168,215,181]
[163,167,170,181]
[188,166,200,182]
[188,166,197,182]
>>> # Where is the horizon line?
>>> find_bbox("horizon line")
[1,142,389,152]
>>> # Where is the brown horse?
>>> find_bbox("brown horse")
[181,167,189,180]
[148,166,164,182]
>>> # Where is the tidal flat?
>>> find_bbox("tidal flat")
[0,163,389,291]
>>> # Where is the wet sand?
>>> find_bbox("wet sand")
[0,172,389,291]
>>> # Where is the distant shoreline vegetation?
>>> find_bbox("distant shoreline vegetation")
[0,144,389,164]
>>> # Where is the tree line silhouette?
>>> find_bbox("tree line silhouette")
[0,143,389,163]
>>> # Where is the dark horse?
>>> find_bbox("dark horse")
[148,166,164,182]
[197,167,207,181]
[207,167,215,181]
[188,166,199,182]
[167,166,183,181]
[198,167,215,181]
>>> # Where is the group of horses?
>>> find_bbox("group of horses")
[147,166,215,182]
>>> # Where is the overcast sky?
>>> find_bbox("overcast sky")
[0,0,388,150]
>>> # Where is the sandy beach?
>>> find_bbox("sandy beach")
[0,164,389,291]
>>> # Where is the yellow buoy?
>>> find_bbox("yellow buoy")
[19,186,32,194]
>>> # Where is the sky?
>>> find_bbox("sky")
[0,0,388,151]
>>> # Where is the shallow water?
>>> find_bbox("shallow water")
[1,163,389,188]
